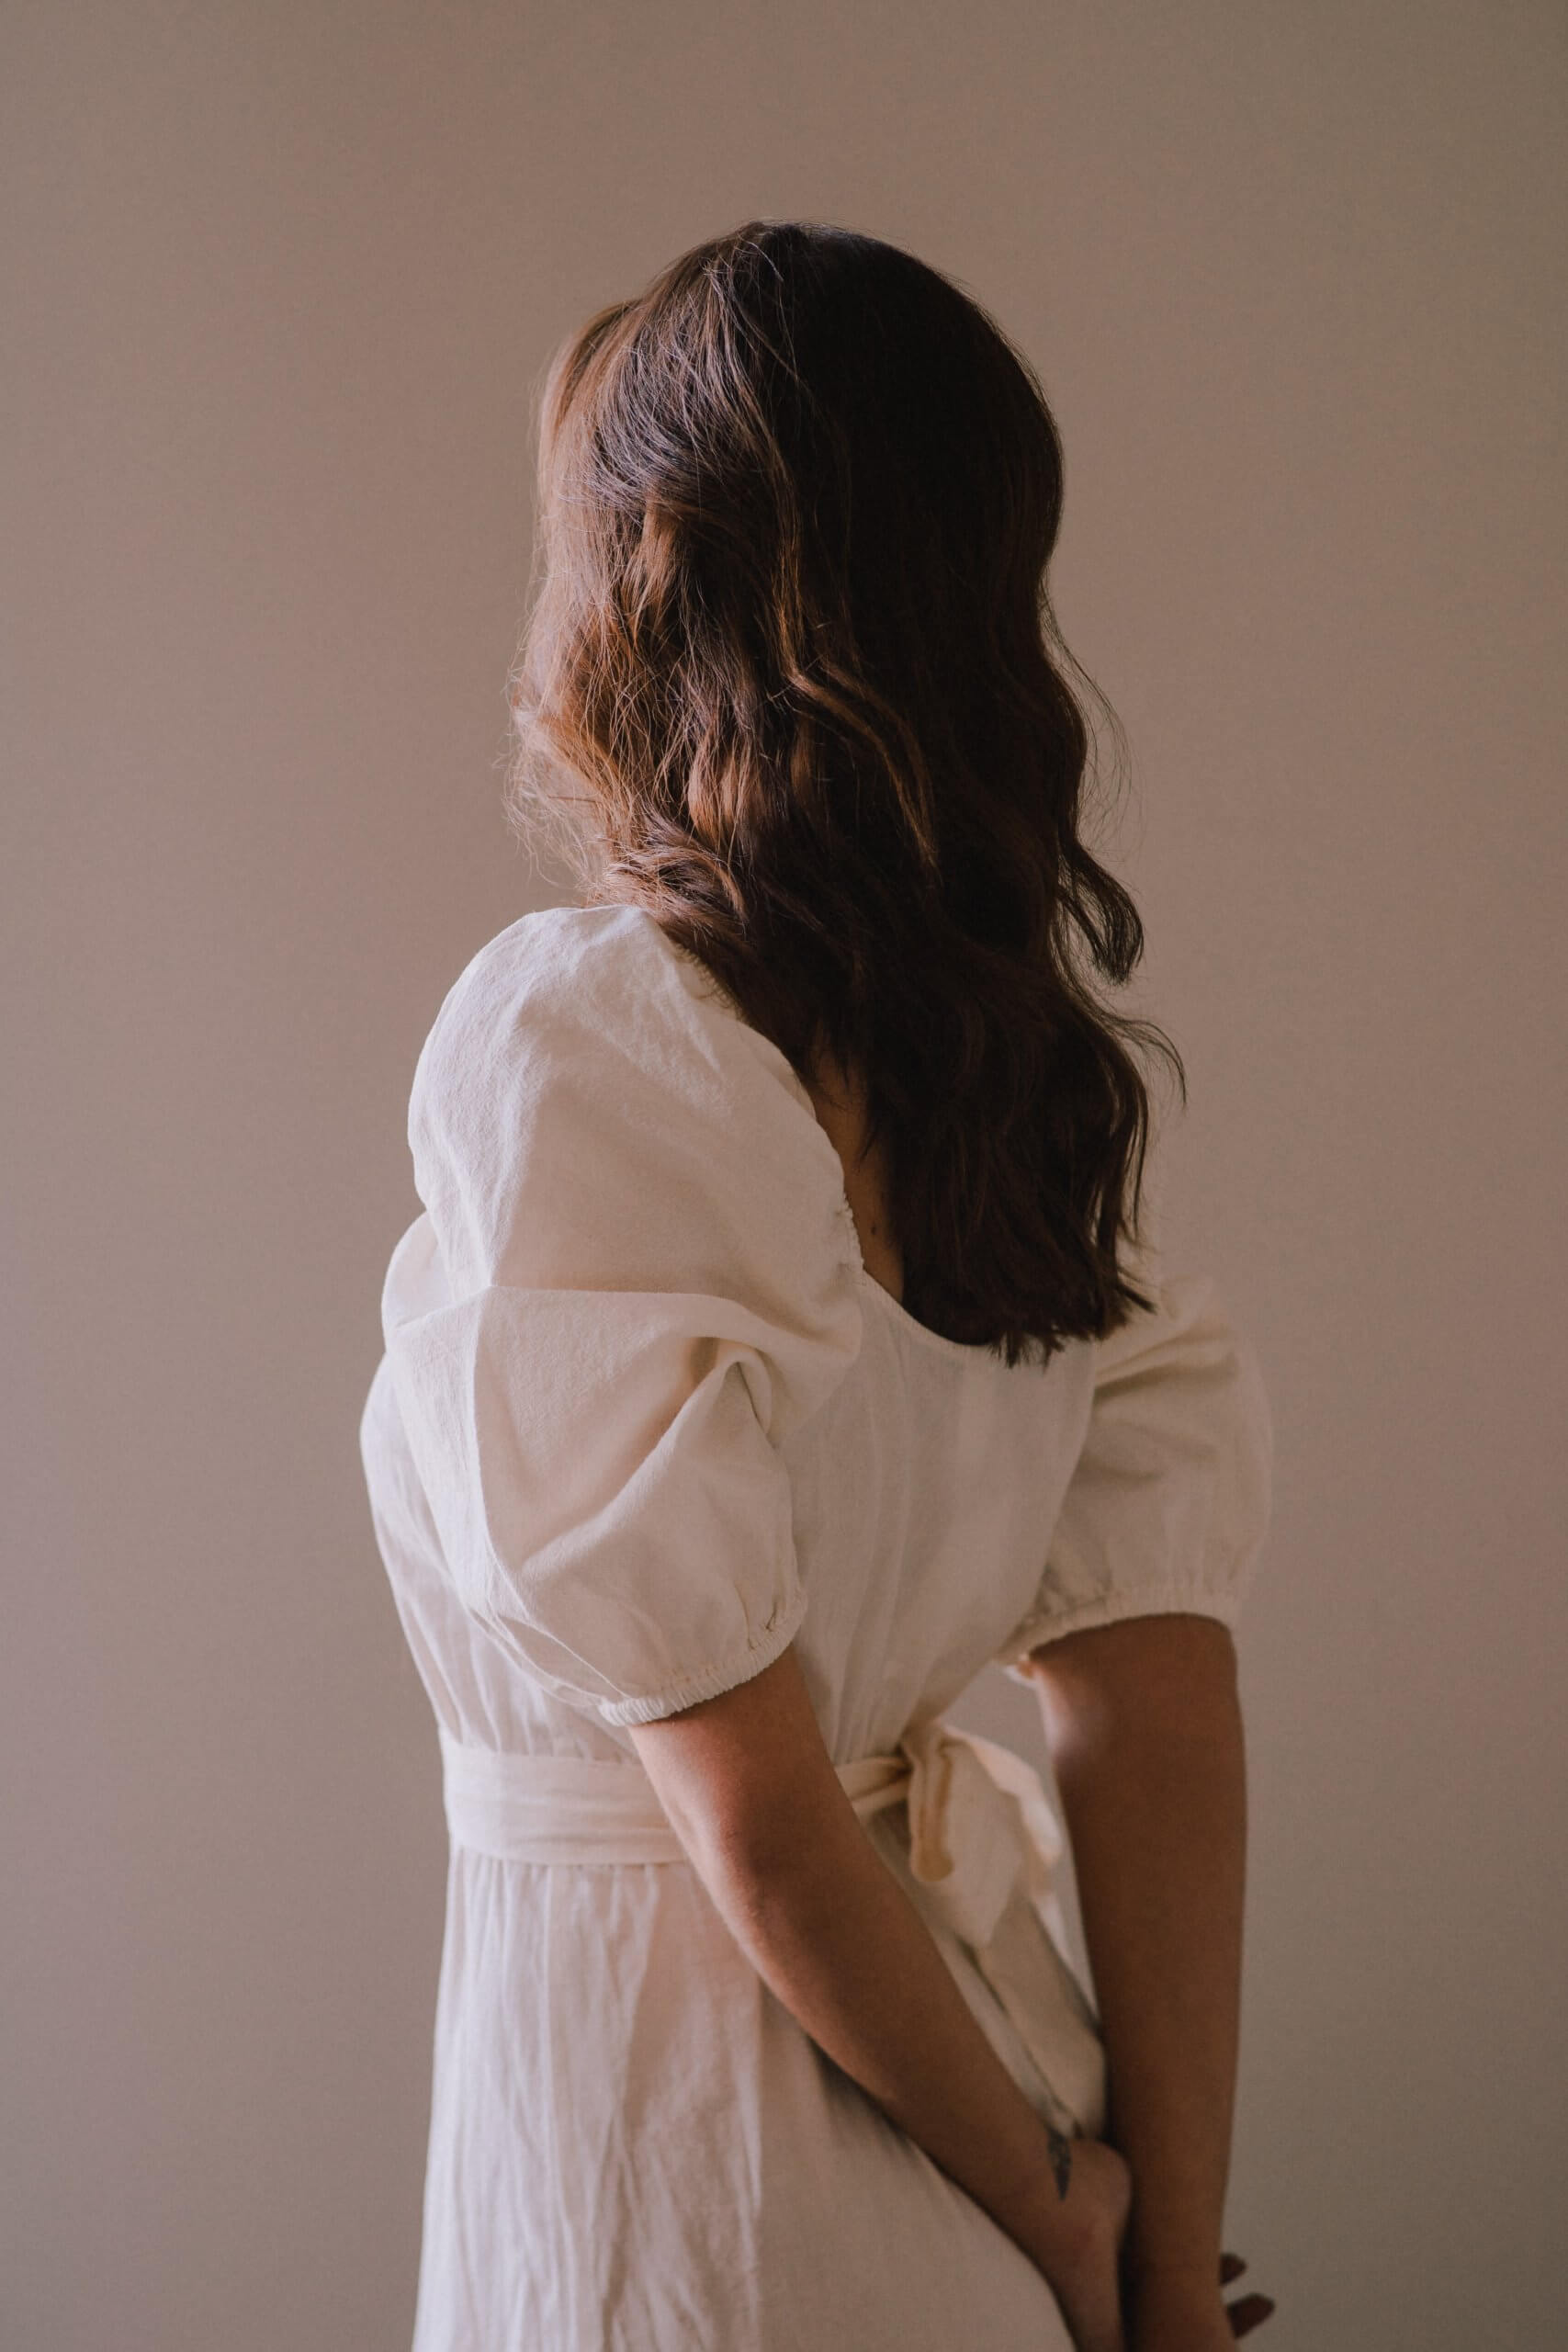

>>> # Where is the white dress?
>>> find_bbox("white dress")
[359,900,1273,2352]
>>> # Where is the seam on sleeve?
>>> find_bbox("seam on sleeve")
[996,1578,1246,1676]
[595,1581,810,1727]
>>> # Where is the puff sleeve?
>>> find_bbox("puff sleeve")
[379,903,863,1728]
[990,1207,1274,1679]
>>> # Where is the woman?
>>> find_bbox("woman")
[361,220,1275,2351]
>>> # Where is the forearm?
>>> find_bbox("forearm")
[694,1795,1089,2280]
[1030,1616,1247,2303]
[630,1645,1131,2346]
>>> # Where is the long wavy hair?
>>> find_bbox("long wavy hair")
[506,220,1183,1365]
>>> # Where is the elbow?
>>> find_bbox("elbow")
[703,1789,842,1895]
[640,1757,819,1884]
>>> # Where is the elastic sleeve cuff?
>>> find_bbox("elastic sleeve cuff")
[994,1578,1246,1680]
[594,1581,810,1726]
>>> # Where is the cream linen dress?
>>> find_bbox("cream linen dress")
[359,900,1273,2352]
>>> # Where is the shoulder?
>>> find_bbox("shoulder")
[407,902,857,1302]
[413,900,803,1127]
[415,900,671,1077]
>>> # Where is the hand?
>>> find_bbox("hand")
[1127,2252,1276,2349]
[1218,2252,1276,2339]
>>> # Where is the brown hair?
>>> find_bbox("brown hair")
[506,220,1183,1365]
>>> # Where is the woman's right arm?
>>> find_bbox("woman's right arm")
[1023,1611,1270,2351]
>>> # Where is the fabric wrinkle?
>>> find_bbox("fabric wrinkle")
[359,900,1275,2352]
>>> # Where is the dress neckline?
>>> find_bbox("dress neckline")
[852,1256,1008,1365]
[609,902,1007,1369]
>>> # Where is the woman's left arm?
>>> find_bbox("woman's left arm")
[1023,1611,1262,2352]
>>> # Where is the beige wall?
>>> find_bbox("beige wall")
[5,5,1562,2346]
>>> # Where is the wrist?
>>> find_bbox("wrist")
[1127,2262,1226,2326]
[1130,2304,1235,2352]
[1123,2204,1224,2287]
[1011,2137,1122,2278]
[1127,2249,1224,2307]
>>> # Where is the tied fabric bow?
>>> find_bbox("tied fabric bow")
[891,1716,1107,2147]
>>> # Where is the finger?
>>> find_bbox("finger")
[1227,2291,1277,2337]
[1220,2253,1247,2284]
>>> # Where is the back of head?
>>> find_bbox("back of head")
[509,220,1180,1363]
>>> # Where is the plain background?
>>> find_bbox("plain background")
[4,5,1563,2347]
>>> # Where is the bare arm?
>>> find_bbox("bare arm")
[1021,1612,1249,2349]
[628,1643,1131,2350]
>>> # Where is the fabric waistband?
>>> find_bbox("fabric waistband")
[437,1713,1106,2138]
[438,1727,912,1867]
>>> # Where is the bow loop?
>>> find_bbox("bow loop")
[891,1715,1104,2140]
[896,1716,1063,1951]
